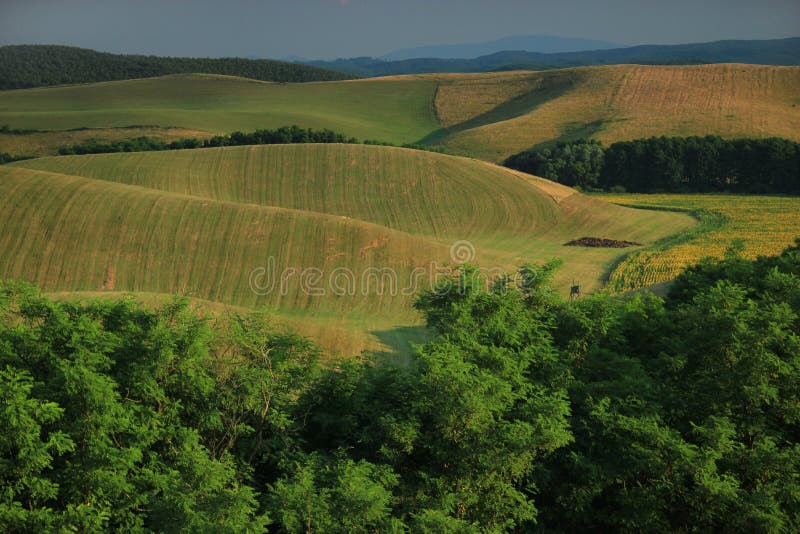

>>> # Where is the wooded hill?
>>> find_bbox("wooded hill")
[0,45,357,90]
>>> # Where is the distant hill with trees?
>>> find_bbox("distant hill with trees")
[0,45,357,90]
[306,37,800,77]
[381,34,621,60]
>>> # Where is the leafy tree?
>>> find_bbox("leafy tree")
[504,139,605,188]
[269,453,400,533]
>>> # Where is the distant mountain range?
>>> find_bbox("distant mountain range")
[305,37,800,77]
[381,34,621,60]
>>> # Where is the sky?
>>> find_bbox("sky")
[0,0,798,60]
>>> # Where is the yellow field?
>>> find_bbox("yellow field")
[597,194,800,292]
[2,144,694,354]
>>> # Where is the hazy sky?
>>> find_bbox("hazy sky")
[1,0,798,59]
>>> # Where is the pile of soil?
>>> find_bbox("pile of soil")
[564,237,642,248]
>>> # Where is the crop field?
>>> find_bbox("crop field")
[598,193,800,292]
[1,64,798,163]
[431,64,800,161]
[2,144,694,354]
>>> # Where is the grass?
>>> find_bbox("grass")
[596,193,800,292]
[1,65,798,162]
[2,144,694,354]
[0,73,440,145]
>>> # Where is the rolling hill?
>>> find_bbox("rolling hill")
[0,45,356,90]
[427,63,800,161]
[2,64,798,163]
[0,73,439,145]
[2,144,695,354]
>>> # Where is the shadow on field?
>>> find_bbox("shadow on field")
[505,118,615,160]
[368,325,432,365]
[412,70,584,147]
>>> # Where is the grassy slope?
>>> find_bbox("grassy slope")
[0,74,439,144]
[5,144,694,354]
[2,65,798,163]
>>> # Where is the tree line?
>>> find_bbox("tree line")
[504,136,800,194]
[0,153,32,164]
[0,45,356,90]
[52,126,444,157]
[2,240,799,532]
[56,126,359,156]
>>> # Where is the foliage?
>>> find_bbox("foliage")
[504,139,605,188]
[56,126,360,156]
[2,243,799,531]
[54,126,448,156]
[536,240,800,531]
[0,153,32,165]
[0,289,303,531]
[0,45,356,90]
[602,136,800,194]
[505,135,800,194]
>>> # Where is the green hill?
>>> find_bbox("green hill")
[3,144,695,354]
[0,45,356,90]
[0,73,438,145]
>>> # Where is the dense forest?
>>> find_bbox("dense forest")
[0,45,356,90]
[307,37,800,77]
[2,241,799,532]
[504,136,800,194]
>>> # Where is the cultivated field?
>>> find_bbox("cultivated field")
[431,64,800,161]
[598,193,800,292]
[3,144,694,354]
[1,64,798,162]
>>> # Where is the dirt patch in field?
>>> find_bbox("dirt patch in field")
[564,237,642,248]
[101,265,117,290]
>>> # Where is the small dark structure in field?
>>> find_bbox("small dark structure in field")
[569,283,582,300]
[564,237,642,248]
